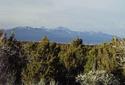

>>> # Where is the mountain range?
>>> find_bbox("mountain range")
[5,26,113,44]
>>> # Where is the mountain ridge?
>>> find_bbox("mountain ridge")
[5,26,113,44]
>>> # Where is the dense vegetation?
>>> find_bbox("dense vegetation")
[0,30,125,85]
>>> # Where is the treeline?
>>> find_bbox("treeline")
[0,31,125,85]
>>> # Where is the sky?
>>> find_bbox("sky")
[0,0,125,37]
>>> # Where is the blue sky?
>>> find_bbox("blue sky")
[0,0,125,37]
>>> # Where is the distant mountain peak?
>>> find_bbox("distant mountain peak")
[6,26,113,44]
[55,26,71,31]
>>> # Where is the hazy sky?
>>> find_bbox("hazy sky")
[0,0,125,37]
